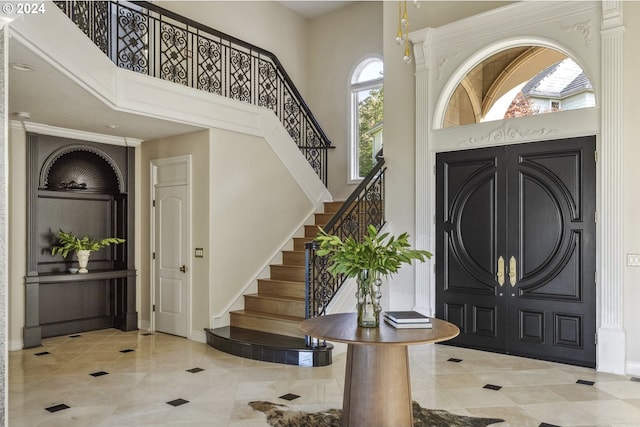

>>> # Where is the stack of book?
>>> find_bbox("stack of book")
[383,311,432,329]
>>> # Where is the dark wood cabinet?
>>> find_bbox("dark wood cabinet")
[24,133,137,348]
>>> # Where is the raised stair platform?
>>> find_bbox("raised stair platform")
[206,326,332,367]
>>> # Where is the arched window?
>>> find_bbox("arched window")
[350,57,383,181]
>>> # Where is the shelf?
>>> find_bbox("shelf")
[26,269,136,284]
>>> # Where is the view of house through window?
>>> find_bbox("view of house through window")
[444,47,595,128]
[351,58,383,181]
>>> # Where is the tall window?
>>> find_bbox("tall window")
[350,58,383,181]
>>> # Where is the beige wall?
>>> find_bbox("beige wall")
[140,130,211,333]
[307,1,383,200]
[209,128,314,317]
[623,2,640,369]
[158,1,310,98]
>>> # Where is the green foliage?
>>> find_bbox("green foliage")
[358,88,383,177]
[50,229,125,258]
[315,225,432,279]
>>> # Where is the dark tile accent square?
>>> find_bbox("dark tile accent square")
[34,351,50,356]
[631,377,640,382]
[167,398,189,407]
[279,393,300,401]
[186,367,204,374]
[447,358,463,363]
[483,384,502,391]
[539,423,561,427]
[576,379,595,386]
[45,404,70,413]
[90,371,109,377]
[69,334,81,338]
[119,349,135,353]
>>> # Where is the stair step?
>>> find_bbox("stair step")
[230,310,304,338]
[282,250,305,266]
[205,326,332,367]
[244,294,305,318]
[305,224,322,238]
[270,264,305,282]
[258,279,305,298]
[314,212,334,226]
[323,201,344,214]
[293,236,315,251]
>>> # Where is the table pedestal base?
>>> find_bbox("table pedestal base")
[342,344,412,427]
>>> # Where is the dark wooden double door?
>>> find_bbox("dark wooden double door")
[436,136,596,367]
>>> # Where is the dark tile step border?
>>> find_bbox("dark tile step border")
[205,326,332,367]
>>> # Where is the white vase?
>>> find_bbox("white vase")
[76,250,91,273]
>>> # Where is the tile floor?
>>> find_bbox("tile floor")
[8,328,640,426]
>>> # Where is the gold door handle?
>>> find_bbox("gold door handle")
[509,256,517,287]
[179,265,187,273]
[497,256,505,286]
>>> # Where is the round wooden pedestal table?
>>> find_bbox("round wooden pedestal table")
[300,313,459,427]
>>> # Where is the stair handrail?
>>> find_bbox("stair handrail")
[53,0,332,184]
[304,151,386,321]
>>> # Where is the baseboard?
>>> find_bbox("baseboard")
[190,329,206,343]
[139,320,151,332]
[9,338,24,351]
[626,361,640,377]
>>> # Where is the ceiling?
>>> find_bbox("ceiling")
[8,37,203,142]
[277,1,356,19]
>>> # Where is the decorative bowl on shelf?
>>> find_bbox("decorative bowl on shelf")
[68,268,79,274]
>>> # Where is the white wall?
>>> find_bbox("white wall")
[307,1,383,200]
[158,1,310,98]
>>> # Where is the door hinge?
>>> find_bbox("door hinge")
[594,211,598,223]
[153,304,156,312]
[595,332,598,345]
[152,200,156,207]
[594,151,598,162]
[152,252,156,260]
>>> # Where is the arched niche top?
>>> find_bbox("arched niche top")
[433,38,596,130]
[39,144,125,193]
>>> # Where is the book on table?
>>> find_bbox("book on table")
[383,310,431,324]
[383,316,433,329]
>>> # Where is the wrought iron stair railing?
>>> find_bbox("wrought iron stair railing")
[53,0,332,184]
[304,152,386,327]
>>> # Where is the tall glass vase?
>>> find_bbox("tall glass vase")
[356,270,382,327]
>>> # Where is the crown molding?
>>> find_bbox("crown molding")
[20,121,143,147]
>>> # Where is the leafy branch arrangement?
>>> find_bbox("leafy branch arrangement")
[315,225,432,279]
[50,229,125,258]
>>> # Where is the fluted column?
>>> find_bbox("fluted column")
[598,0,626,374]
[411,30,433,314]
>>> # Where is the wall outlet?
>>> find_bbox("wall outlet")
[627,254,640,267]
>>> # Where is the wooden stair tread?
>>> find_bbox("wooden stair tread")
[245,293,304,303]
[232,309,304,322]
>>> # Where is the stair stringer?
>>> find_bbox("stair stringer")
[210,215,315,329]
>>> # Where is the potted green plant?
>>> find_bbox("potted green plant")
[51,229,125,273]
[316,225,432,327]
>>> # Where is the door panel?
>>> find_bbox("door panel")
[436,150,507,351]
[436,136,595,367]
[154,185,189,337]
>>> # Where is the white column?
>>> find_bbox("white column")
[598,1,626,374]
[411,30,433,315]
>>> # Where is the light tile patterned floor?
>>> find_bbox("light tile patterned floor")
[8,329,640,426]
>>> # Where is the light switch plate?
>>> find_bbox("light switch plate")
[627,254,640,267]
[195,248,204,258]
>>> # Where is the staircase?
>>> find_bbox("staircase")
[205,201,343,366]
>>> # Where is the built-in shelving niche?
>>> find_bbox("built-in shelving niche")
[24,133,137,348]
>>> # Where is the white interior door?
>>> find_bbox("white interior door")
[154,184,189,337]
